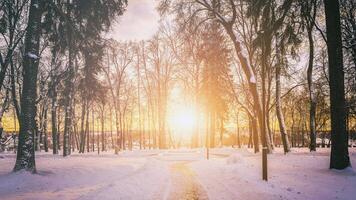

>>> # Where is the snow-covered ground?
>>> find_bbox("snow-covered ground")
[0,150,169,200]
[0,148,355,200]
[192,148,356,200]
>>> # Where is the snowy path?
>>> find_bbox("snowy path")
[0,150,217,200]
[154,150,210,200]
[166,161,208,200]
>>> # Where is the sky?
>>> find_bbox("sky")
[108,0,160,41]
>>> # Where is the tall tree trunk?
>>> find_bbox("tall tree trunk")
[210,111,215,148]
[307,27,317,151]
[79,99,86,153]
[324,0,351,169]
[119,111,124,150]
[291,110,295,147]
[86,103,90,152]
[248,119,253,148]
[137,56,142,150]
[219,117,224,147]
[114,106,119,154]
[236,112,241,148]
[252,117,260,153]
[158,82,165,149]
[101,106,105,151]
[92,108,95,152]
[110,107,114,150]
[147,106,151,149]
[261,35,273,152]
[152,100,157,149]
[43,109,48,152]
[276,64,290,153]
[57,106,61,151]
[35,121,40,151]
[129,111,133,150]
[224,26,271,152]
[267,71,274,149]
[97,122,100,155]
[72,102,78,152]
[192,89,200,148]
[51,88,58,154]
[14,0,43,172]
[50,56,58,154]
[63,1,74,157]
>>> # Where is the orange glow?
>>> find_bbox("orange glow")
[168,105,197,137]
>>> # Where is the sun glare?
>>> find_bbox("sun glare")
[168,107,197,134]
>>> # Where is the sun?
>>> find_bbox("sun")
[168,106,197,135]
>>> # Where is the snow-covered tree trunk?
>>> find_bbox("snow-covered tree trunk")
[307,28,317,151]
[224,26,271,152]
[275,61,290,153]
[13,0,44,173]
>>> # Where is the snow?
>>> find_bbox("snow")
[27,52,40,59]
[191,148,356,200]
[249,75,257,83]
[0,151,169,200]
[0,148,355,200]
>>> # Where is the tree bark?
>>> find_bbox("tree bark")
[92,108,95,152]
[50,76,58,154]
[57,106,61,151]
[85,102,90,152]
[63,0,74,157]
[324,0,351,169]
[79,99,86,153]
[236,112,241,148]
[307,27,317,151]
[276,63,290,153]
[248,119,253,148]
[101,104,105,151]
[43,108,48,152]
[14,0,44,173]
[252,117,260,153]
